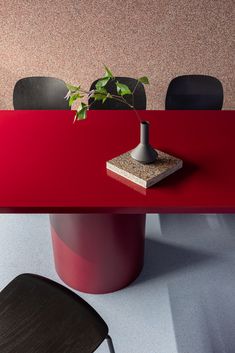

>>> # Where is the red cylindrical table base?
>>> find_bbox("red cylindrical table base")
[50,214,146,294]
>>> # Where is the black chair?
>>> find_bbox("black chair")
[165,75,223,110]
[13,76,71,110]
[0,274,115,353]
[88,77,146,110]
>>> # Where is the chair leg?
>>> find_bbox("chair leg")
[106,335,115,353]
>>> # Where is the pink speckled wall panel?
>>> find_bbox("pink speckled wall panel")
[0,0,234,109]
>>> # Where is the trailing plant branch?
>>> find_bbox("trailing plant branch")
[65,66,149,122]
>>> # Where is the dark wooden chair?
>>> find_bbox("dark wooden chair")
[88,77,146,110]
[13,77,71,110]
[165,75,223,110]
[0,274,115,353]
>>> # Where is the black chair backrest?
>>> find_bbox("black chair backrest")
[165,75,223,110]
[13,76,70,110]
[88,77,146,110]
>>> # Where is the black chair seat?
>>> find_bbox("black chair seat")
[13,77,70,110]
[0,274,114,353]
[165,75,223,110]
[88,77,146,110]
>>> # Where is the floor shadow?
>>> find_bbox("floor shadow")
[159,214,210,237]
[219,214,235,236]
[132,238,214,287]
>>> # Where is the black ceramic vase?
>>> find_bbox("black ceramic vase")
[131,121,158,164]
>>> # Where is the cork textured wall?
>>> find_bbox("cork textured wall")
[0,0,234,110]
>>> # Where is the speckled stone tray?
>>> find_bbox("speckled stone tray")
[106,150,183,188]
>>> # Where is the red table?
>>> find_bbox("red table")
[0,110,234,293]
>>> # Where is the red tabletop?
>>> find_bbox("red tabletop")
[0,110,234,213]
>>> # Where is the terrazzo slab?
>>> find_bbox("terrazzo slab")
[107,150,183,188]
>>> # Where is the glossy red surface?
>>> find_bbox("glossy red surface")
[50,214,146,293]
[0,110,234,213]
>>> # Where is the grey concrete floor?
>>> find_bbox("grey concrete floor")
[0,214,235,353]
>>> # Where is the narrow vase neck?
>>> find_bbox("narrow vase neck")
[140,121,149,145]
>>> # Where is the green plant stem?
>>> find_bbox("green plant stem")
[110,95,134,108]
[70,85,142,122]
[131,81,140,108]
[77,88,90,95]
[112,94,141,122]
[132,81,139,95]
[93,91,141,122]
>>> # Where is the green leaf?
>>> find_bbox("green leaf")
[75,102,88,121]
[95,87,108,94]
[94,94,104,101]
[66,83,80,92]
[69,93,84,107]
[95,77,110,89]
[115,81,132,96]
[138,76,149,84]
[93,87,108,101]
[103,92,112,103]
[93,93,106,101]
[104,65,114,78]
